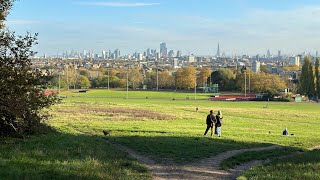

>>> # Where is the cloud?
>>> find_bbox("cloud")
[6,20,40,25]
[78,2,160,7]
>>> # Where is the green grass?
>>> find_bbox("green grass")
[0,130,151,179]
[61,89,214,100]
[238,150,320,180]
[220,147,302,170]
[1,90,320,178]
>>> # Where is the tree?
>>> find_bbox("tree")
[197,67,211,87]
[211,68,237,91]
[77,75,91,88]
[158,70,174,89]
[283,65,299,72]
[1,1,58,136]
[298,57,315,98]
[129,67,143,89]
[175,66,196,89]
[315,58,320,98]
[0,0,14,29]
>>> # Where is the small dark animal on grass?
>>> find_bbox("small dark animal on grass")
[103,130,111,136]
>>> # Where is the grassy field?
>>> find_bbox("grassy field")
[1,90,319,179]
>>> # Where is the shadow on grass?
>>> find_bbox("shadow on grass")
[239,149,320,179]
[105,135,284,164]
[0,129,151,180]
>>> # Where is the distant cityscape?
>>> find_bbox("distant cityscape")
[34,42,317,74]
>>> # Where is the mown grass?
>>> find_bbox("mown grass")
[220,147,302,170]
[61,89,214,100]
[238,150,320,180]
[0,129,151,179]
[1,90,319,179]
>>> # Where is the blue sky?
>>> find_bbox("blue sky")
[6,0,320,56]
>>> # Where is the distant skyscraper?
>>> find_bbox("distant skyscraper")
[176,50,182,58]
[267,49,271,59]
[160,42,167,58]
[278,50,282,60]
[252,61,261,73]
[316,51,319,57]
[147,48,151,58]
[114,49,120,59]
[216,43,221,57]
[102,50,106,59]
[83,50,87,58]
[168,50,174,58]
[289,56,300,67]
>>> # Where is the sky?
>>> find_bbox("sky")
[6,0,320,56]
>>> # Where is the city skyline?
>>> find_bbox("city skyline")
[6,0,320,55]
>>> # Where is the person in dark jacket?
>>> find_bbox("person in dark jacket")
[204,110,216,136]
[215,110,223,137]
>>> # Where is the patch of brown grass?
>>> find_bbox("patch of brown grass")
[56,107,175,120]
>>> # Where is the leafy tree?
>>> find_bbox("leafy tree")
[0,0,58,136]
[197,67,211,87]
[175,66,196,89]
[129,67,143,89]
[298,57,315,98]
[211,68,237,91]
[315,58,320,98]
[78,75,91,88]
[144,72,157,89]
[159,70,174,89]
[260,65,270,73]
[0,0,14,29]
[283,65,299,72]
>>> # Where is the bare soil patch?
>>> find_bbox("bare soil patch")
[57,107,175,120]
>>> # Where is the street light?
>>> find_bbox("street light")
[126,66,129,99]
[58,71,61,99]
[194,76,197,100]
[156,67,159,91]
[107,65,110,90]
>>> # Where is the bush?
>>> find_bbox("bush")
[0,30,59,136]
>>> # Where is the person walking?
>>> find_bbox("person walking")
[215,110,223,137]
[204,110,216,136]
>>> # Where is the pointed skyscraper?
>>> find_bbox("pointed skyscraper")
[216,43,221,58]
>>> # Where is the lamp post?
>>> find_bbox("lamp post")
[107,66,110,90]
[156,67,159,91]
[66,66,69,90]
[244,70,247,97]
[248,70,251,94]
[58,71,61,99]
[194,76,197,100]
[126,67,129,99]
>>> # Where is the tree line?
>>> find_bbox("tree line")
[298,57,320,99]
[50,66,212,90]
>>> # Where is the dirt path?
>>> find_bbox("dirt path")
[80,129,319,180]
[102,136,282,180]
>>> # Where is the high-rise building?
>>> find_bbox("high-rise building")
[147,48,151,58]
[176,50,182,58]
[102,50,106,59]
[160,42,167,58]
[278,50,281,60]
[138,53,143,61]
[188,54,195,63]
[252,61,261,73]
[114,49,120,59]
[267,49,271,59]
[168,50,174,58]
[216,43,221,58]
[289,56,300,67]
[83,50,87,58]
[316,51,319,57]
